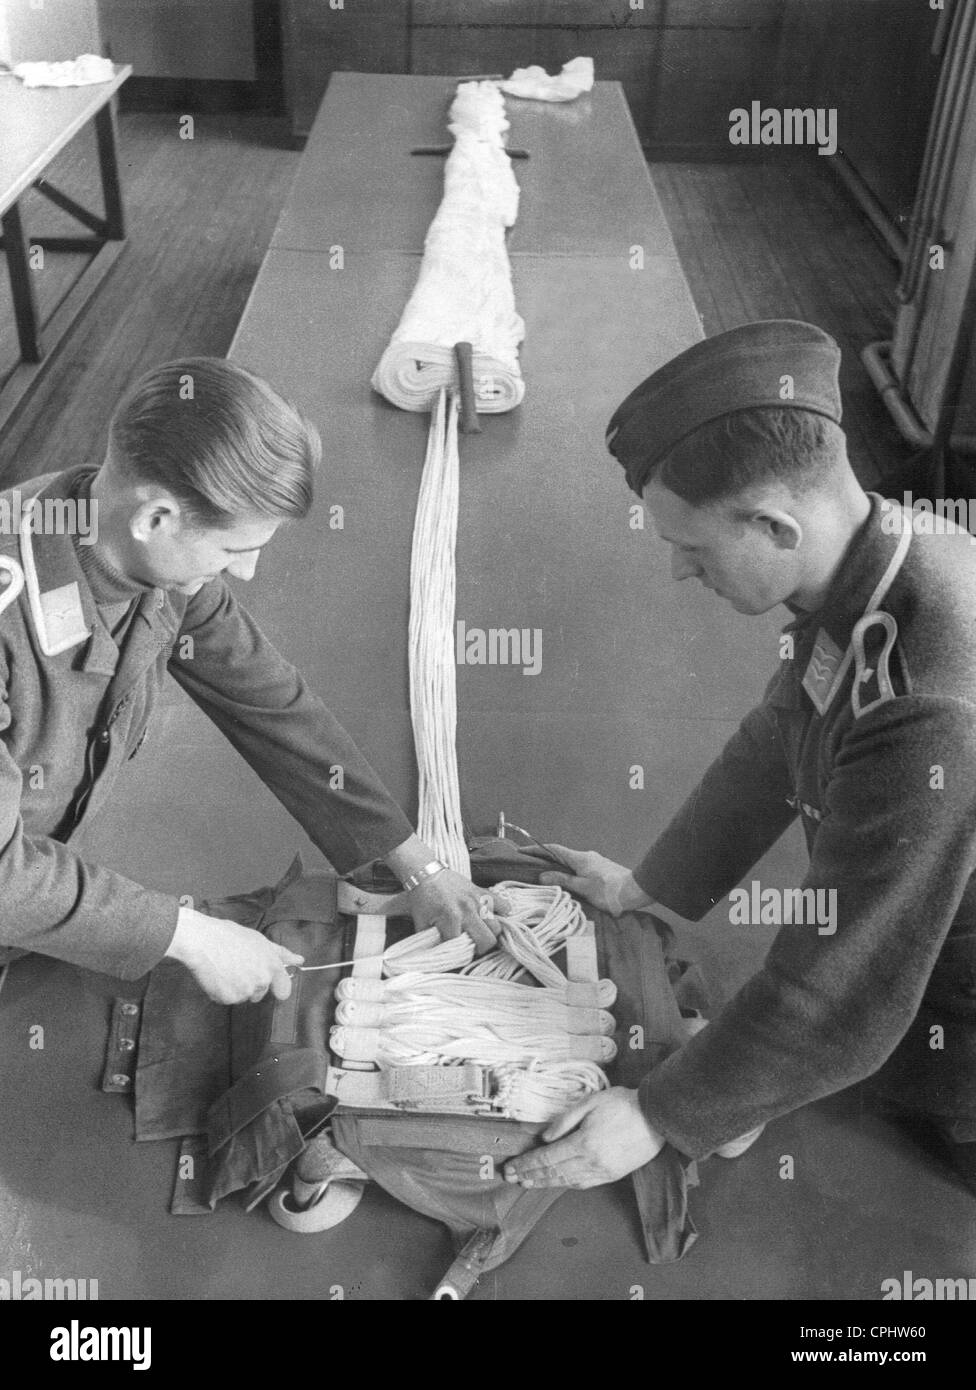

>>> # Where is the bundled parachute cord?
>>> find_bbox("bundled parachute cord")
[298,932,475,977]
[463,885,590,986]
[305,884,588,978]
[379,882,587,983]
[380,926,474,977]
[493,1061,609,1122]
[336,974,615,1038]
[409,388,470,877]
[329,884,617,1120]
[394,85,524,876]
[333,1025,604,1069]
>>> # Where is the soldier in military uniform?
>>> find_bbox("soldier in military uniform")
[0,358,500,1006]
[504,320,976,1196]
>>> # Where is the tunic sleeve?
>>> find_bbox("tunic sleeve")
[634,698,798,919]
[0,652,180,978]
[637,694,976,1159]
[170,579,415,874]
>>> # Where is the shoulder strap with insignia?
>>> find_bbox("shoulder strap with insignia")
[847,519,913,719]
[801,516,912,721]
[0,555,25,619]
[851,611,901,719]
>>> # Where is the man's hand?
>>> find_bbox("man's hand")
[539,845,655,917]
[405,867,508,955]
[165,906,304,1005]
[385,834,508,954]
[502,1087,665,1189]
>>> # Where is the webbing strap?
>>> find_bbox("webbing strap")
[206,1048,331,1155]
[602,912,686,1086]
[630,1149,699,1263]
[342,1112,545,1154]
[639,914,688,1053]
[564,923,599,982]
[432,1229,504,1300]
[597,910,699,1262]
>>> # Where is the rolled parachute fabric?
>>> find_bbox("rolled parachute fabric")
[371,82,525,414]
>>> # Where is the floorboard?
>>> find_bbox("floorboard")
[650,159,917,485]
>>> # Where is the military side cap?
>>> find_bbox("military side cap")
[606,319,843,495]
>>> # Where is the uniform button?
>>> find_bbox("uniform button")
[98,730,110,745]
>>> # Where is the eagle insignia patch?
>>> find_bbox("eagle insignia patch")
[38,581,90,656]
[801,627,845,715]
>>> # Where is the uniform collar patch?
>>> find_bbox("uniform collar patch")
[801,627,846,715]
[36,581,90,656]
[16,494,93,658]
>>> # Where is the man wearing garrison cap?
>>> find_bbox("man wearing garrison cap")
[504,320,976,1198]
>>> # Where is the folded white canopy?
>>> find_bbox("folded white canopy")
[371,81,525,415]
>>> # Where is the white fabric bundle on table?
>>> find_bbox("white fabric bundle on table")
[500,56,594,103]
[11,54,115,88]
[371,81,525,414]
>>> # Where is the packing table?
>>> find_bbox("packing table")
[227,72,738,854]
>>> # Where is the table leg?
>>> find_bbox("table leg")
[94,101,126,240]
[1,202,43,363]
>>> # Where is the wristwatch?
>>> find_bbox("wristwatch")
[401,860,447,892]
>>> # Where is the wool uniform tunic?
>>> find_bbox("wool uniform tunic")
[635,494,976,1159]
[0,467,414,980]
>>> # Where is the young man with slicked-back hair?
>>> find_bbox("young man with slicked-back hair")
[503,320,976,1200]
[0,358,501,1007]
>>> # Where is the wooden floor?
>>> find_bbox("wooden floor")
[1,114,914,488]
[651,159,916,487]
